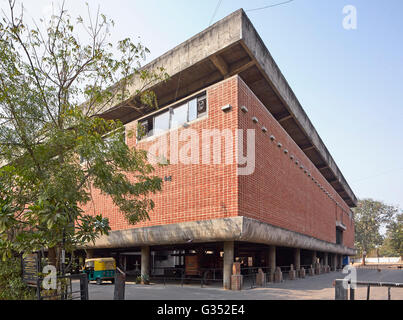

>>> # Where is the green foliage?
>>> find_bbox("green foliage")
[0,1,167,263]
[0,257,35,300]
[354,199,398,256]
[379,213,403,257]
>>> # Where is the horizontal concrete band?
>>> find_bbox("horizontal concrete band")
[86,216,356,256]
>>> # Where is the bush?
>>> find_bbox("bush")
[0,257,36,300]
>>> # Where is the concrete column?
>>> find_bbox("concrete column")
[323,253,329,273]
[312,250,317,266]
[223,241,234,290]
[294,248,301,271]
[331,254,337,271]
[339,255,344,269]
[141,246,150,282]
[269,246,276,275]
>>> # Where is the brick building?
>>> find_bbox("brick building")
[83,9,357,289]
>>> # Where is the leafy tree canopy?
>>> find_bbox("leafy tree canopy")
[354,198,398,257]
[379,213,403,257]
[0,1,168,263]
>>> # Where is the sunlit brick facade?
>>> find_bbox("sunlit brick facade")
[83,9,356,289]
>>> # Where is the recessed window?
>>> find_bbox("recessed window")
[171,103,188,129]
[137,92,207,140]
[138,118,153,139]
[154,110,170,133]
[188,98,198,122]
[336,227,343,245]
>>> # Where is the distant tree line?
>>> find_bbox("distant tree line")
[354,199,402,258]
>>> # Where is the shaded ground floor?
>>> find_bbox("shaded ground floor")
[73,269,403,300]
[82,240,351,289]
[81,217,355,289]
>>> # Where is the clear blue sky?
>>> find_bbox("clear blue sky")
[2,0,403,209]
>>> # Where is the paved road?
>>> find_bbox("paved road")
[75,269,403,300]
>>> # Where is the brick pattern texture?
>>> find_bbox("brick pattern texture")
[82,75,354,249]
[237,77,354,248]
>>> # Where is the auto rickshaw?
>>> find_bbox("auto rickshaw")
[83,257,116,285]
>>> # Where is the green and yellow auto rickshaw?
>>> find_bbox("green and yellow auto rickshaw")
[83,257,116,285]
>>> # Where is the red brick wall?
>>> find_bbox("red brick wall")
[82,75,354,248]
[237,77,354,248]
[82,77,240,230]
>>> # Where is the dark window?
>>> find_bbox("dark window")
[336,228,343,245]
[197,94,207,117]
[138,118,153,139]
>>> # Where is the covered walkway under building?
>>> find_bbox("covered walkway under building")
[86,240,349,290]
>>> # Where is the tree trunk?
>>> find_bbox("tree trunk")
[48,246,61,272]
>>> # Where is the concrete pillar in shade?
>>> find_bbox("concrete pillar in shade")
[223,241,234,290]
[141,246,150,283]
[312,250,317,266]
[269,245,276,276]
[332,254,338,271]
[294,248,301,271]
[324,252,329,266]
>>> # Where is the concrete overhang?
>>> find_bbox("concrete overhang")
[100,9,357,207]
[336,221,347,231]
[86,217,356,256]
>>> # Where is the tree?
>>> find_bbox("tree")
[353,199,398,264]
[0,0,168,270]
[379,213,403,257]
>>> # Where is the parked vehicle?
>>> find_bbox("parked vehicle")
[83,257,116,285]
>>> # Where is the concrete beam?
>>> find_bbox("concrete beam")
[228,60,256,77]
[278,114,293,123]
[86,217,356,256]
[210,54,229,77]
